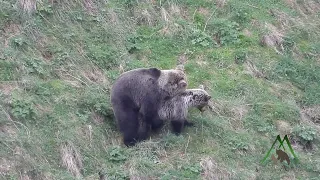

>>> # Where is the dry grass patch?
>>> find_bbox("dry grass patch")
[134,3,158,26]
[207,100,231,117]
[0,83,18,96]
[130,175,157,180]
[170,3,181,16]
[0,158,15,175]
[18,0,37,14]
[34,104,53,116]
[244,60,266,79]
[198,7,210,16]
[231,105,249,121]
[0,124,17,138]
[275,120,292,137]
[301,105,320,124]
[91,111,104,125]
[77,125,94,147]
[260,23,285,54]
[177,52,188,65]
[215,0,228,8]
[1,23,21,48]
[268,82,303,100]
[161,7,171,24]
[200,157,233,180]
[81,66,109,85]
[18,171,53,180]
[229,105,249,130]
[299,106,320,141]
[299,0,320,15]
[60,141,83,178]
[158,5,187,36]
[82,0,97,15]
[195,55,208,66]
[269,10,295,31]
[34,35,55,62]
[106,8,120,25]
[242,29,252,37]
[283,0,320,16]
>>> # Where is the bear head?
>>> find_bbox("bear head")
[187,85,211,112]
[158,65,188,97]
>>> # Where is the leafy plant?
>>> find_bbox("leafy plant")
[126,34,145,53]
[85,44,118,70]
[79,91,112,117]
[273,57,320,92]
[234,50,247,65]
[229,141,249,151]
[191,28,216,47]
[24,58,47,77]
[11,98,36,121]
[194,12,206,29]
[36,1,53,15]
[292,125,317,146]
[11,35,28,48]
[182,164,202,175]
[207,19,241,46]
[282,36,295,55]
[107,170,129,180]
[0,61,19,81]
[108,146,127,162]
[231,8,251,25]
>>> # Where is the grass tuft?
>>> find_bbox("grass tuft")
[60,141,83,178]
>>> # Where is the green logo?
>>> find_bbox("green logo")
[261,135,299,166]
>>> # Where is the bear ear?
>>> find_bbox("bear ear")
[175,64,185,72]
[149,68,161,78]
[199,84,204,90]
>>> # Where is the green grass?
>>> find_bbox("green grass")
[1,0,320,179]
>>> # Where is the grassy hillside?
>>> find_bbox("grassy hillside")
[1,0,320,179]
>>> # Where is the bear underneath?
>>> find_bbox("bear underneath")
[111,66,187,147]
[157,86,211,135]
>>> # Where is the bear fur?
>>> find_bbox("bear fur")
[111,66,187,146]
[157,85,211,134]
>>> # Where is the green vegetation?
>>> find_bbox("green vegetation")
[1,0,320,179]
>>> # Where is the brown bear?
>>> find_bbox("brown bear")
[157,85,211,134]
[111,66,187,146]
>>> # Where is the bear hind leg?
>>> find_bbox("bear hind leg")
[114,105,140,147]
[140,99,163,131]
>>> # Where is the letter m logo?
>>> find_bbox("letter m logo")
[261,135,299,165]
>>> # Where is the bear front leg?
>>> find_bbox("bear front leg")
[113,103,140,147]
[151,116,164,131]
[171,120,184,135]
